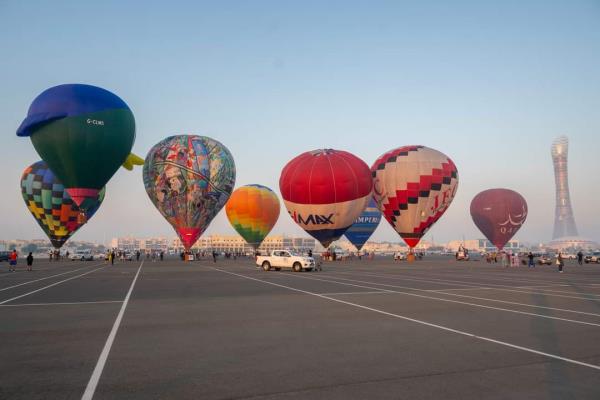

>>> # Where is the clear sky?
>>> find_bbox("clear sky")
[1,1,599,245]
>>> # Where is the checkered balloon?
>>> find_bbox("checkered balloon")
[20,161,105,248]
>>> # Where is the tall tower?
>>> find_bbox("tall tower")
[551,136,578,238]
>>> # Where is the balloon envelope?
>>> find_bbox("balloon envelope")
[143,135,236,250]
[21,161,105,248]
[280,149,372,248]
[344,198,382,251]
[17,84,135,208]
[470,188,528,250]
[371,145,459,248]
[226,184,280,249]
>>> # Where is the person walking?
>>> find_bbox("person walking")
[501,251,509,268]
[557,252,564,273]
[110,250,116,266]
[528,252,535,268]
[8,249,17,272]
[136,250,140,262]
[160,251,164,261]
[212,251,217,263]
[26,252,34,271]
[577,251,583,266]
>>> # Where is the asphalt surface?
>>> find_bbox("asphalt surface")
[1,256,600,399]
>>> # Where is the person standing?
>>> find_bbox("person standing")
[577,251,583,266]
[110,250,116,266]
[160,251,164,261]
[557,252,564,273]
[8,250,17,272]
[528,252,535,268]
[136,250,140,262]
[501,251,509,268]
[26,252,34,271]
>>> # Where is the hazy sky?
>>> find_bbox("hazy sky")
[1,1,599,245]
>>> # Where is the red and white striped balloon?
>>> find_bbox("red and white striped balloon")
[371,145,459,248]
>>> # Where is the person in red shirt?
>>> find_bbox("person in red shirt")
[8,250,17,272]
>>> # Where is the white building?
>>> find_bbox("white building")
[446,239,520,253]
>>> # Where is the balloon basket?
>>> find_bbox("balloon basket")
[407,253,416,263]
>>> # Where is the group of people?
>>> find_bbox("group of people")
[48,249,67,261]
[6,249,34,272]
[485,250,585,273]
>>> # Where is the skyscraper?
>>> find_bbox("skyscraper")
[551,136,578,239]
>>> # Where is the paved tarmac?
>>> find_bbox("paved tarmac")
[1,255,600,399]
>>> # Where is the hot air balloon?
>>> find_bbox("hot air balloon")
[280,149,372,248]
[17,84,135,209]
[21,161,105,249]
[470,188,527,250]
[344,198,382,251]
[143,135,236,250]
[371,145,459,249]
[225,184,280,249]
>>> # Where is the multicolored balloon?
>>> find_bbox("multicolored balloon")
[371,145,459,249]
[21,161,105,248]
[280,149,372,248]
[225,184,280,249]
[470,188,528,250]
[17,84,135,209]
[143,135,236,250]
[344,198,382,251]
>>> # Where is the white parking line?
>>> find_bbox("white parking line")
[214,268,600,371]
[0,263,104,292]
[282,272,600,328]
[389,270,600,295]
[313,274,600,318]
[334,271,600,302]
[0,300,123,307]
[0,266,106,305]
[319,291,391,296]
[81,261,143,400]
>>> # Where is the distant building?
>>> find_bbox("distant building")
[546,237,598,251]
[361,241,408,254]
[446,239,520,253]
[114,235,317,253]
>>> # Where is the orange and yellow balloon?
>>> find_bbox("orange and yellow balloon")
[225,184,280,249]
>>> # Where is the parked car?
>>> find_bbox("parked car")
[394,252,407,261]
[70,251,94,261]
[256,250,315,272]
[584,253,600,264]
[562,253,577,260]
[537,256,553,265]
[0,251,9,262]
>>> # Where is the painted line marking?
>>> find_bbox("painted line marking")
[283,273,600,328]
[0,263,104,292]
[381,270,600,295]
[0,266,106,305]
[0,300,122,307]
[214,268,600,371]
[319,291,391,296]
[334,271,600,302]
[81,261,143,400]
[314,274,600,319]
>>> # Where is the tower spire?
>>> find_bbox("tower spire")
[551,136,578,239]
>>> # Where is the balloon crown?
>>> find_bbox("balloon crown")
[16,83,130,137]
[309,149,336,156]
